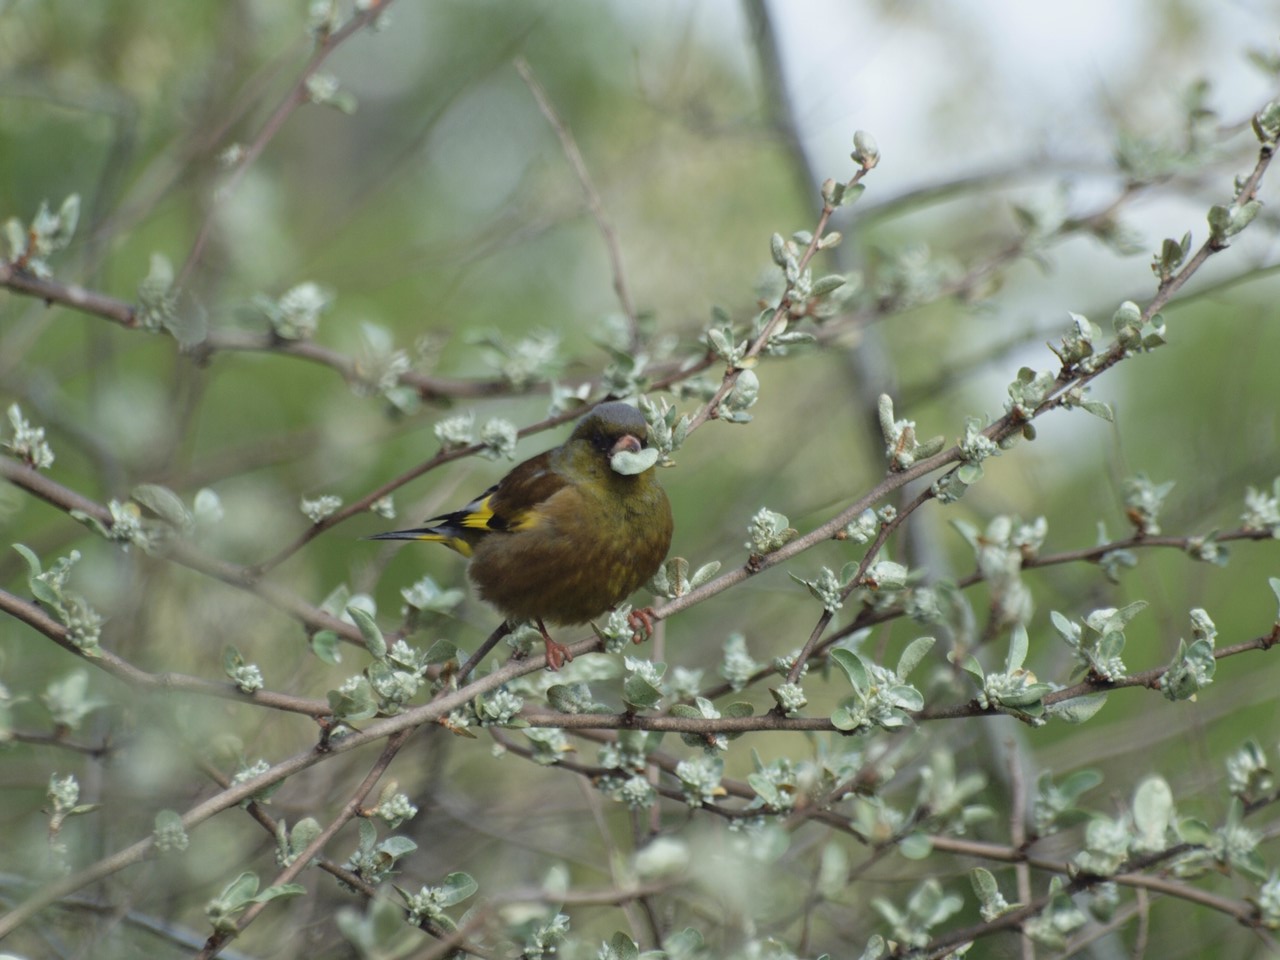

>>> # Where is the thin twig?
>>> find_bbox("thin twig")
[0,587,330,716]
[514,56,640,347]
[1005,741,1034,960]
[784,484,934,686]
[195,729,413,958]
[176,2,399,289]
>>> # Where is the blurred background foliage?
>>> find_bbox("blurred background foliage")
[2,0,1280,957]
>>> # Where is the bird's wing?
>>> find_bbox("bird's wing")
[428,451,568,536]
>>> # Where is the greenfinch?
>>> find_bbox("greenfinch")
[372,401,673,669]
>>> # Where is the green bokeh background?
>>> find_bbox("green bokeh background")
[2,1,1279,957]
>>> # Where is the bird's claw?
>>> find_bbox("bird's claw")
[536,618,573,671]
[627,607,658,644]
[543,638,573,671]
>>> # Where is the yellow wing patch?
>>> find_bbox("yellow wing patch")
[510,510,544,532]
[458,495,496,530]
[457,493,543,534]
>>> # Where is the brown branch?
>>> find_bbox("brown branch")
[919,629,1279,721]
[0,454,364,645]
[683,173,870,436]
[195,729,413,958]
[0,634,600,940]
[914,838,1273,958]
[650,130,1280,645]
[193,329,511,401]
[9,730,114,757]
[194,757,492,958]
[957,525,1276,588]
[500,623,1280,736]
[176,1,400,289]
[0,260,137,326]
[0,265,515,402]
[251,402,590,572]
[0,587,329,716]
[519,710,837,734]
[785,484,934,686]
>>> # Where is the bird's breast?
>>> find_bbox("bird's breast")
[468,475,671,626]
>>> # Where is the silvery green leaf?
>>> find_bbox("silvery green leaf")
[250,882,306,904]
[690,561,720,588]
[622,674,663,711]
[830,702,865,731]
[131,483,192,530]
[770,232,788,266]
[437,872,478,906]
[1046,692,1108,724]
[1084,601,1148,634]
[810,274,846,297]
[898,833,931,860]
[1006,624,1030,672]
[54,194,80,247]
[829,649,868,694]
[852,129,880,167]
[1082,400,1113,421]
[1176,816,1213,845]
[423,639,457,665]
[346,606,386,659]
[1131,776,1173,852]
[896,636,935,679]
[310,630,341,665]
[887,684,924,711]
[611,446,659,476]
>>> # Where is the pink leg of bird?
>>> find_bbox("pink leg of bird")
[537,618,573,671]
[627,607,658,644]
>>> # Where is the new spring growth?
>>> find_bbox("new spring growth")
[638,395,689,464]
[816,129,877,209]
[878,394,944,470]
[254,281,332,340]
[648,556,721,599]
[3,404,54,470]
[720,368,760,423]
[852,129,880,170]
[1241,477,1280,537]
[137,254,178,333]
[4,194,79,277]
[1151,232,1193,283]
[1161,608,1217,702]
[1004,368,1056,421]
[746,508,797,555]
[958,624,1053,723]
[1051,312,1101,369]
[1122,473,1174,536]
[1112,300,1166,354]
[354,322,415,412]
[934,418,1000,503]
[1252,99,1280,145]
[433,411,475,451]
[1208,199,1261,246]
[14,545,102,654]
[669,696,733,751]
[829,638,932,733]
[301,495,342,524]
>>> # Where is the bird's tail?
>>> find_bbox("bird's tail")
[366,527,473,557]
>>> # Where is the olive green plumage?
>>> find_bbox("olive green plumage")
[372,402,673,666]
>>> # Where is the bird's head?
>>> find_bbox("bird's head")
[567,401,659,478]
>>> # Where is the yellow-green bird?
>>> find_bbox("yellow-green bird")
[371,401,673,669]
